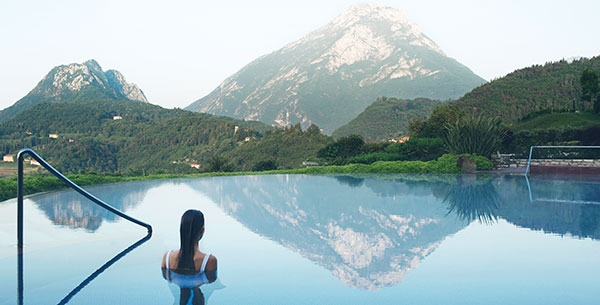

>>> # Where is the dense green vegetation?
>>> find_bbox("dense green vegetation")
[331,97,446,140]
[226,124,332,171]
[0,100,329,174]
[581,68,600,113]
[405,61,600,157]
[452,57,600,121]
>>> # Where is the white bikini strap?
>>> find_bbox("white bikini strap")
[200,253,211,273]
[166,250,173,282]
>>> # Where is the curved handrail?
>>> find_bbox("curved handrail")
[16,148,152,248]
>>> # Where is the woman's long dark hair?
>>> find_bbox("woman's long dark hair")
[178,209,205,271]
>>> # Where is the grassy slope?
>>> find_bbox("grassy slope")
[514,112,600,131]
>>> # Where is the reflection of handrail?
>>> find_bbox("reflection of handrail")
[56,233,152,304]
[16,148,152,248]
[525,175,600,205]
[17,233,152,305]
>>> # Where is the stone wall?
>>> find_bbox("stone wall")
[492,156,600,169]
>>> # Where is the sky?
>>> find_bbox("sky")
[1,0,599,110]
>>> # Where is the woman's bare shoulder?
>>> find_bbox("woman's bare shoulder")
[206,254,218,271]
[162,249,179,268]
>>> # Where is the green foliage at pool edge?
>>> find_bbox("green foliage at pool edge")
[291,154,492,174]
[0,154,491,202]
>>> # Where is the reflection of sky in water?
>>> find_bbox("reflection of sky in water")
[0,175,599,304]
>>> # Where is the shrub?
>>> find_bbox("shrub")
[206,155,234,172]
[317,134,365,160]
[385,137,445,161]
[252,160,277,171]
[438,154,493,171]
[443,116,506,158]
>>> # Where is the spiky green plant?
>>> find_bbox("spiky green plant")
[443,116,506,158]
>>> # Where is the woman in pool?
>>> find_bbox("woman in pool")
[162,209,218,304]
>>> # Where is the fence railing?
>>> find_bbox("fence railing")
[16,148,152,249]
[525,145,600,176]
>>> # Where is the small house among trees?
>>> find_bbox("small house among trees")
[3,154,14,162]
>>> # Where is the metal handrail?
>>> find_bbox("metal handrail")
[16,148,152,248]
[525,145,600,176]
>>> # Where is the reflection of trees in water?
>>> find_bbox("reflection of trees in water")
[443,177,502,224]
[580,205,600,237]
[333,176,364,188]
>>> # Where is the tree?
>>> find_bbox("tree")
[252,160,277,171]
[317,135,365,160]
[206,155,233,172]
[408,118,425,137]
[419,105,465,138]
[581,68,600,112]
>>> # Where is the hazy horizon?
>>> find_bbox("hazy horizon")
[1,0,599,111]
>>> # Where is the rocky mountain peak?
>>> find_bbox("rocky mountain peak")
[0,59,148,122]
[37,59,147,103]
[105,69,148,103]
[326,2,443,56]
[331,3,404,27]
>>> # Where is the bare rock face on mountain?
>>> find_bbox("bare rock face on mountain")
[187,3,485,133]
[0,59,147,122]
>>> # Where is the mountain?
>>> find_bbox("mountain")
[452,56,600,121]
[332,97,446,140]
[186,3,485,134]
[0,59,148,122]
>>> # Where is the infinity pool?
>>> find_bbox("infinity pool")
[1,174,599,304]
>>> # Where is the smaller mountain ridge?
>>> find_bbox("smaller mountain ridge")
[452,56,600,121]
[0,59,147,122]
[332,97,446,140]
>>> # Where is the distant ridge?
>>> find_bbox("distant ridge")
[0,59,148,122]
[332,97,446,140]
[452,56,600,121]
[186,3,484,133]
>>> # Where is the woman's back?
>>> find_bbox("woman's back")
[162,249,217,274]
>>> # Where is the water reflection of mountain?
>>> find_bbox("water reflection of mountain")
[31,183,152,231]
[188,175,468,290]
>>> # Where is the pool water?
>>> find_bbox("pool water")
[1,174,599,304]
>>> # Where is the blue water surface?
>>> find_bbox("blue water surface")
[0,174,599,304]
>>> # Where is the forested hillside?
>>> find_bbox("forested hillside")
[332,97,446,140]
[0,100,330,174]
[452,56,600,121]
